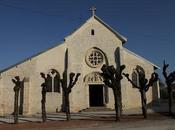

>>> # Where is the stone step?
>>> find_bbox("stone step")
[79,107,114,112]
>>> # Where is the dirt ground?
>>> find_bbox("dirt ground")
[0,113,173,130]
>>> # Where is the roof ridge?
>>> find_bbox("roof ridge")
[0,41,65,73]
[0,14,128,73]
[123,47,160,69]
[93,15,127,43]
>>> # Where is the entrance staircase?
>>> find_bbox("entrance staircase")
[79,107,114,112]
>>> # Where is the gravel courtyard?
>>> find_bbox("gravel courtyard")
[0,111,174,130]
[0,104,174,130]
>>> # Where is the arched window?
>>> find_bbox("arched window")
[132,65,145,87]
[132,70,138,87]
[46,70,61,93]
[54,73,61,92]
[136,65,145,76]
[46,74,52,92]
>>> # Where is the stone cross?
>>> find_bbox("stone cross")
[90,6,96,16]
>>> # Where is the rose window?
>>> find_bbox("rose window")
[86,49,104,68]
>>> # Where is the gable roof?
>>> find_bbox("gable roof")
[0,14,128,73]
[123,47,160,69]
[0,41,65,73]
[65,15,127,44]
[94,15,127,43]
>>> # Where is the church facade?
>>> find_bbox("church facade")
[0,13,160,115]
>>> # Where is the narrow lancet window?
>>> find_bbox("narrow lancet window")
[91,29,95,35]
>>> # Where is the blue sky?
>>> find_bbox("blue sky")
[0,0,175,77]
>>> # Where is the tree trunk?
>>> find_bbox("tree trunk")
[140,90,147,119]
[116,82,122,116]
[61,90,66,112]
[19,84,24,115]
[167,85,172,115]
[41,91,47,122]
[113,88,121,121]
[65,92,71,121]
[14,90,19,124]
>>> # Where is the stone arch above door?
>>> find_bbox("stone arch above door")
[84,72,103,84]
[84,72,109,105]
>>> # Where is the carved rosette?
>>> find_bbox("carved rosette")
[85,48,104,68]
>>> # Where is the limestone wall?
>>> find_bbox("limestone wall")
[65,16,123,111]
[0,43,66,115]
[0,59,36,115]
[30,43,66,114]
[121,47,157,111]
[0,15,159,116]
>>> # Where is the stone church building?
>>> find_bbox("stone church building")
[0,11,159,116]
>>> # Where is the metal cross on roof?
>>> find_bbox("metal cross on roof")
[90,6,96,16]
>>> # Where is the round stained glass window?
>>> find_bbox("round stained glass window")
[86,48,104,68]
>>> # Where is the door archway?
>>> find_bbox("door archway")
[84,72,109,107]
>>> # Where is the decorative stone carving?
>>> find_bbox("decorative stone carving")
[84,72,103,84]
[86,48,104,68]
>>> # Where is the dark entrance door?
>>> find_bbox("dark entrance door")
[89,85,104,107]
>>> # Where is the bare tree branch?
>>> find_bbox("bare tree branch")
[123,73,140,89]
[146,73,158,88]
[123,69,158,119]
[163,60,169,79]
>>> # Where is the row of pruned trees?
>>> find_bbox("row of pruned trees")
[11,61,175,124]
[101,61,175,121]
[12,70,80,124]
[40,70,80,122]
[101,64,158,121]
[123,69,158,119]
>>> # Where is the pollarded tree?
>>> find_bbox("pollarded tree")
[101,64,125,121]
[123,67,158,119]
[12,76,24,124]
[40,70,61,122]
[40,73,50,122]
[61,72,81,121]
[51,69,81,121]
[163,61,175,115]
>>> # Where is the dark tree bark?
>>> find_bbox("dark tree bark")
[41,88,47,122]
[60,72,80,121]
[140,90,147,118]
[162,61,175,115]
[14,88,19,124]
[40,70,61,122]
[104,85,109,104]
[167,86,173,115]
[101,64,125,121]
[12,76,24,124]
[19,82,24,115]
[113,87,121,120]
[64,92,70,120]
[123,71,158,119]
[51,69,80,121]
[40,73,48,123]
